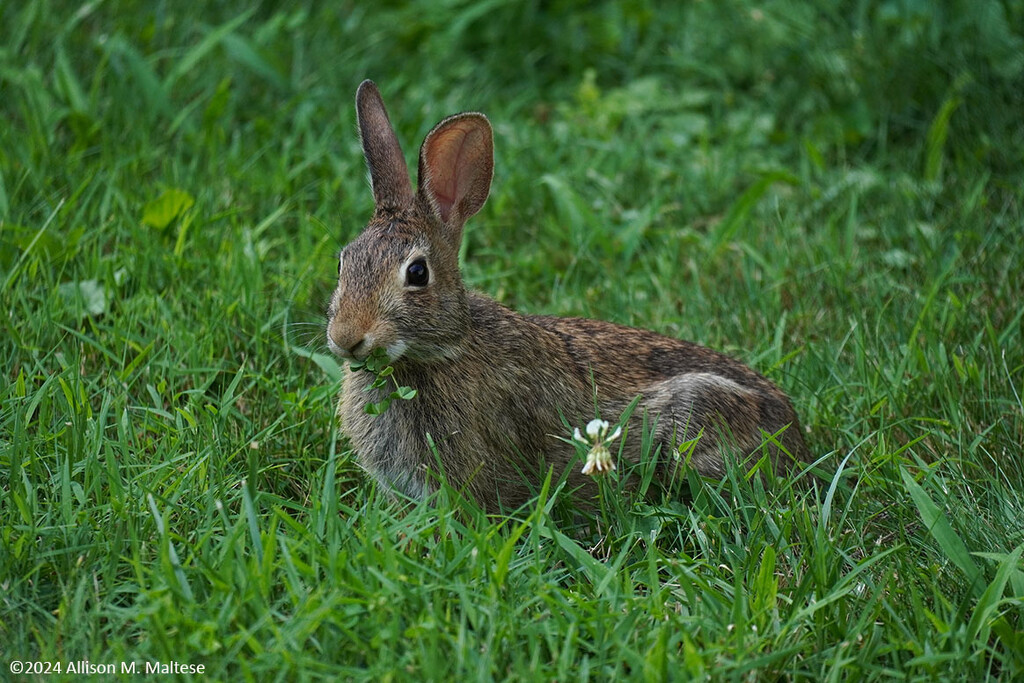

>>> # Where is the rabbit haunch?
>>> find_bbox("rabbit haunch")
[327,80,811,509]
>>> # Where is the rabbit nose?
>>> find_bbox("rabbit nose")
[327,328,365,360]
[327,315,373,359]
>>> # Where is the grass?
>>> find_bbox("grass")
[2,0,1023,680]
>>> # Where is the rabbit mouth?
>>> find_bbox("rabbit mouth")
[325,333,345,358]
[326,331,377,361]
[325,332,409,364]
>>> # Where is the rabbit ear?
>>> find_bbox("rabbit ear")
[418,113,493,239]
[356,80,413,210]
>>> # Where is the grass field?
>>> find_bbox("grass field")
[2,1,1023,680]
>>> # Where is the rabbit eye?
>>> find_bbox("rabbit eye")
[405,258,429,287]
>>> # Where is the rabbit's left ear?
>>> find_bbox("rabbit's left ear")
[418,113,493,241]
[357,80,414,210]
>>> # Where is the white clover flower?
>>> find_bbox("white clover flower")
[581,444,615,476]
[575,418,623,476]
[586,418,608,439]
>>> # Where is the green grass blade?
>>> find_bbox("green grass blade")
[54,41,87,113]
[242,479,264,566]
[709,170,799,256]
[221,33,287,90]
[100,35,172,118]
[967,542,1024,655]
[2,199,63,293]
[900,467,983,594]
[146,494,195,602]
[163,9,256,90]
[924,94,961,183]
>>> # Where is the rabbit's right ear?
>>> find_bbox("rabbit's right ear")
[418,112,493,243]
[356,80,414,210]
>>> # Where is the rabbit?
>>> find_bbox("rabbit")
[326,80,812,510]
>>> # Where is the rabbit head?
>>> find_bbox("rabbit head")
[327,80,494,363]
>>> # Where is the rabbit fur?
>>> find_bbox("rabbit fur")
[326,80,811,510]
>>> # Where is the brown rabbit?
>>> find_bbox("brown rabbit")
[326,80,811,510]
